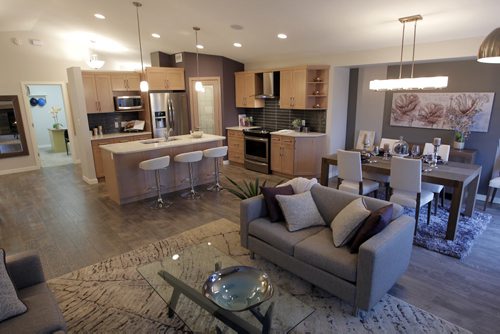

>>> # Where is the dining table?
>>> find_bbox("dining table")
[320,154,482,241]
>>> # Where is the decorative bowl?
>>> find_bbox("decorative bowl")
[191,130,204,138]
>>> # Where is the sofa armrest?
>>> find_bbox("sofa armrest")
[355,215,414,311]
[240,195,268,248]
[6,250,46,290]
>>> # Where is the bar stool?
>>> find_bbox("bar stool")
[203,146,228,192]
[174,151,203,199]
[138,155,171,208]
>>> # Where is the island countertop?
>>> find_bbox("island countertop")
[100,134,226,154]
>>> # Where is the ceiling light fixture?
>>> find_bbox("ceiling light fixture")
[277,33,287,39]
[151,33,160,39]
[369,15,448,91]
[94,13,106,20]
[133,2,148,92]
[233,42,242,48]
[196,44,204,49]
[87,54,105,69]
[477,27,500,63]
[193,27,205,93]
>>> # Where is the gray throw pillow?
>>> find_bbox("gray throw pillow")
[276,191,326,232]
[0,249,27,322]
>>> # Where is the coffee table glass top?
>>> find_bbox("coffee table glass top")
[137,243,314,333]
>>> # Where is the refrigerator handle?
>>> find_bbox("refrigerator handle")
[169,98,175,132]
[166,99,171,130]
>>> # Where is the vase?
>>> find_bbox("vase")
[453,141,465,150]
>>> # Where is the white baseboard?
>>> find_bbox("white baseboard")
[82,175,98,185]
[223,160,230,165]
[0,165,39,175]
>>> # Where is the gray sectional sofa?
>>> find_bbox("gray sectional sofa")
[240,184,415,313]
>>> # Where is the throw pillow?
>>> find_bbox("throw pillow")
[331,198,371,247]
[350,204,394,253]
[277,177,318,194]
[260,185,295,222]
[0,249,27,322]
[275,191,326,232]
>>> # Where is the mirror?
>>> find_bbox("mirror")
[0,95,29,158]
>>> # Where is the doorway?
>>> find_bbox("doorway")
[21,83,76,168]
[189,77,222,135]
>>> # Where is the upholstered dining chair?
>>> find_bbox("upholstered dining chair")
[484,139,500,210]
[362,137,398,200]
[355,130,375,151]
[422,143,451,214]
[337,149,379,196]
[389,156,434,234]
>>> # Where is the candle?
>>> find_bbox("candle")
[383,143,390,151]
[433,137,441,146]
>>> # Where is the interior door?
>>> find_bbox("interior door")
[189,77,222,135]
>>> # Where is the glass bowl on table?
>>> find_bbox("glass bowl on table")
[393,136,409,157]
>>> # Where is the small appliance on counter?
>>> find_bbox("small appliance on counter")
[114,96,143,111]
[123,120,145,132]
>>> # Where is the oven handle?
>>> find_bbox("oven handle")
[245,136,269,142]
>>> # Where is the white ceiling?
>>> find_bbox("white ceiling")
[1,0,499,67]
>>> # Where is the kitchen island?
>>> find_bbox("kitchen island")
[100,134,225,205]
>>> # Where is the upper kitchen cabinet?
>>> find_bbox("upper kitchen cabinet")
[110,72,141,91]
[82,72,114,113]
[280,65,330,110]
[145,67,185,91]
[235,72,264,108]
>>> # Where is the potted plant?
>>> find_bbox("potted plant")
[225,176,283,199]
[291,118,302,132]
[50,106,63,129]
[454,131,465,150]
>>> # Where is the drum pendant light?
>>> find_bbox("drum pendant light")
[477,28,500,63]
[193,27,205,93]
[133,2,148,92]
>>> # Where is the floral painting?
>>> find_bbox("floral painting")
[390,92,495,132]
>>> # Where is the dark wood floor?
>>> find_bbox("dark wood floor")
[0,163,499,333]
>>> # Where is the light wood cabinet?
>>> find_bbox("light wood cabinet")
[82,72,114,113]
[227,129,244,164]
[110,72,141,91]
[271,134,325,177]
[145,67,185,90]
[280,65,330,110]
[235,72,264,108]
[92,133,151,178]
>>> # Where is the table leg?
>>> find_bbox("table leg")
[168,288,181,318]
[320,158,329,186]
[446,182,464,240]
[463,171,481,217]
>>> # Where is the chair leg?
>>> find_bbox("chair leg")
[492,188,498,203]
[484,187,492,210]
[427,201,432,225]
[207,158,223,191]
[414,194,421,235]
[181,162,201,199]
[384,182,390,200]
[434,195,438,215]
[373,189,378,198]
[441,189,445,208]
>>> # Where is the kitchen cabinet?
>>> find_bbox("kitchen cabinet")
[145,67,185,90]
[280,65,330,110]
[235,72,264,108]
[82,72,114,113]
[92,133,151,178]
[110,72,141,91]
[271,134,325,177]
[227,129,244,164]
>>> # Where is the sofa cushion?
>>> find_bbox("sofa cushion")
[0,249,27,322]
[294,229,358,282]
[276,191,326,232]
[248,218,325,255]
[260,185,294,222]
[350,204,393,253]
[331,198,371,247]
[0,283,67,333]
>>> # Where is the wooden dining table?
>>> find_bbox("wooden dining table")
[320,154,482,241]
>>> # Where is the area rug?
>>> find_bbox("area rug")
[48,219,470,333]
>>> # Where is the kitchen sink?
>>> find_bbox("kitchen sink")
[141,137,178,144]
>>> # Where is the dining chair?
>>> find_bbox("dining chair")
[362,137,398,200]
[355,130,375,151]
[422,143,451,213]
[389,156,434,234]
[336,149,379,196]
[484,139,500,210]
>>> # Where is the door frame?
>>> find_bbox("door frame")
[20,81,78,168]
[188,77,222,135]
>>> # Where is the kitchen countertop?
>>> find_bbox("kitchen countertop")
[100,134,225,154]
[225,126,261,131]
[91,131,152,141]
[270,130,326,137]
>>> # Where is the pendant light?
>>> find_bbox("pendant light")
[477,27,500,63]
[87,54,105,69]
[193,27,205,93]
[369,15,448,91]
[133,2,148,92]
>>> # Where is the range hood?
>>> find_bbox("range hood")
[255,72,280,99]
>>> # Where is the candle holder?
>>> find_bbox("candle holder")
[430,143,440,168]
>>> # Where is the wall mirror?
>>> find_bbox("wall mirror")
[0,95,29,158]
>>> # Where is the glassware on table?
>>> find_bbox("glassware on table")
[383,143,390,160]
[411,145,420,158]
[393,136,409,157]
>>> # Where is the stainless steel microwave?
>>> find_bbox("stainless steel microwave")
[114,96,143,111]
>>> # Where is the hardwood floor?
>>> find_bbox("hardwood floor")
[0,163,499,333]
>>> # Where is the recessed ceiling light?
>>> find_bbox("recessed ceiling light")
[233,42,242,48]
[196,44,204,49]
[277,33,287,39]
[94,13,106,20]
[151,33,160,38]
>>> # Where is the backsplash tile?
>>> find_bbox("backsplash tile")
[245,100,326,132]
[87,112,139,134]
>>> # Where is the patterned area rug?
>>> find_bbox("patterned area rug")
[48,219,470,333]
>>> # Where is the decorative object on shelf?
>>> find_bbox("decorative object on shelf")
[133,2,148,92]
[29,97,38,106]
[193,27,205,93]
[50,106,63,129]
[37,97,46,107]
[313,103,321,108]
[291,118,302,131]
[477,27,500,63]
[313,90,320,95]
[87,54,105,69]
[369,15,448,91]
[393,136,409,157]
[238,114,246,127]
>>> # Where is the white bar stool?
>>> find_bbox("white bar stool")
[174,151,203,199]
[138,155,171,208]
[203,146,228,192]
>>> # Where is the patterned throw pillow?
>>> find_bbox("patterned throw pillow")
[276,191,326,232]
[0,249,27,322]
[331,198,371,247]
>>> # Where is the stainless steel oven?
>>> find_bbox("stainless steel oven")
[243,129,271,174]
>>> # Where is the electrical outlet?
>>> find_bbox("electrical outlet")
[114,122,119,128]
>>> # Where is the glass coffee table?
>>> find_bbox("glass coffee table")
[137,243,314,333]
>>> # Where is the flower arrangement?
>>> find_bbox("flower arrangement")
[291,118,302,130]
[447,94,488,143]
[50,106,63,129]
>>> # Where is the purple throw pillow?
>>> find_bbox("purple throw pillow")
[349,204,393,253]
[260,185,294,222]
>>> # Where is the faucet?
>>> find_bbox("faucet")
[163,128,173,141]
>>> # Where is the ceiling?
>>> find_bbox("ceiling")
[1,0,499,67]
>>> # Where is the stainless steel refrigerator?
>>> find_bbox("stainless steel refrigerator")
[149,92,189,138]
